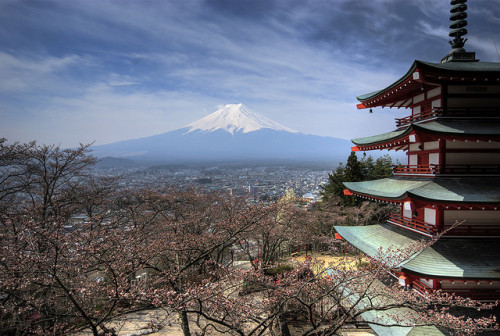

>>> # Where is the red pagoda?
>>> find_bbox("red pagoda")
[335,0,500,301]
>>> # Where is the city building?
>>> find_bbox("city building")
[335,1,500,300]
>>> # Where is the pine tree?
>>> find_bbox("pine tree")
[344,152,363,182]
[370,154,393,180]
[321,153,393,205]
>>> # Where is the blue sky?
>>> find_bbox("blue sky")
[1,0,499,147]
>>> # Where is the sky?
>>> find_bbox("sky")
[1,0,500,147]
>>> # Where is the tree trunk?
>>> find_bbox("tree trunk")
[178,310,191,336]
[279,314,291,336]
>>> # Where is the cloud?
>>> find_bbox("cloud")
[0,52,88,93]
[1,0,499,148]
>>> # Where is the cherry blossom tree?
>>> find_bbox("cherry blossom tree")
[0,140,143,335]
[166,241,498,336]
[1,139,497,336]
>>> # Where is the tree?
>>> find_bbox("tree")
[0,215,146,335]
[123,188,272,336]
[0,140,140,336]
[344,152,363,183]
[321,152,393,206]
[166,238,498,336]
[1,139,497,336]
[368,154,393,180]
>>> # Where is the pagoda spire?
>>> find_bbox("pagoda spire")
[441,0,478,63]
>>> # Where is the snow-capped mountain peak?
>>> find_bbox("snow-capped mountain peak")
[185,103,298,135]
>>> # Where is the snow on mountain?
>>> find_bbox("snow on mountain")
[92,104,352,163]
[185,103,298,134]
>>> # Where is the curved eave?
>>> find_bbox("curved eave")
[401,238,500,280]
[343,177,500,204]
[357,60,500,109]
[351,119,500,150]
[356,61,419,104]
[335,224,500,280]
[352,128,410,149]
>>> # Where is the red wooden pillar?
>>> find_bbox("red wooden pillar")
[436,206,444,232]
[438,138,446,172]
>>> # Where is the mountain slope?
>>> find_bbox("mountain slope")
[185,103,297,134]
[92,104,351,163]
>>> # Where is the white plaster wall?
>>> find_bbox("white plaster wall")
[413,93,425,104]
[409,155,418,166]
[403,202,412,218]
[413,105,421,115]
[424,208,436,225]
[432,98,442,109]
[429,153,440,165]
[424,141,439,150]
[427,87,441,99]
[409,143,420,151]
[420,278,434,287]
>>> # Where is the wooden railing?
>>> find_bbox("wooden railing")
[393,165,438,175]
[393,164,500,176]
[387,213,438,236]
[395,107,500,127]
[413,280,500,300]
[395,109,441,127]
[412,279,432,296]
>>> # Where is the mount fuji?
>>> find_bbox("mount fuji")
[92,104,352,163]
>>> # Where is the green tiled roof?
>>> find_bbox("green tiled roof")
[335,224,426,260]
[334,224,500,279]
[352,119,500,146]
[363,309,446,336]
[417,119,500,135]
[357,60,500,102]
[341,277,447,336]
[352,129,408,145]
[343,178,428,199]
[402,238,500,279]
[343,177,500,203]
[418,60,500,72]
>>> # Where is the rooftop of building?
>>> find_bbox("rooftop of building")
[335,223,500,279]
[351,119,500,147]
[357,60,500,104]
[343,176,500,203]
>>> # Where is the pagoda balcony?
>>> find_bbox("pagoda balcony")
[412,279,500,300]
[393,164,500,176]
[395,109,441,128]
[387,212,438,236]
[395,107,500,128]
[412,279,433,296]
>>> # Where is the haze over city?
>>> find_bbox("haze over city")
[1,0,499,148]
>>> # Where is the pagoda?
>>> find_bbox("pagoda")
[335,0,500,301]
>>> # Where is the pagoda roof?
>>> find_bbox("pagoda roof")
[362,309,447,336]
[343,279,447,336]
[352,119,500,147]
[335,224,500,279]
[356,60,500,108]
[343,177,500,203]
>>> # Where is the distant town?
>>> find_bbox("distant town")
[93,162,332,203]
